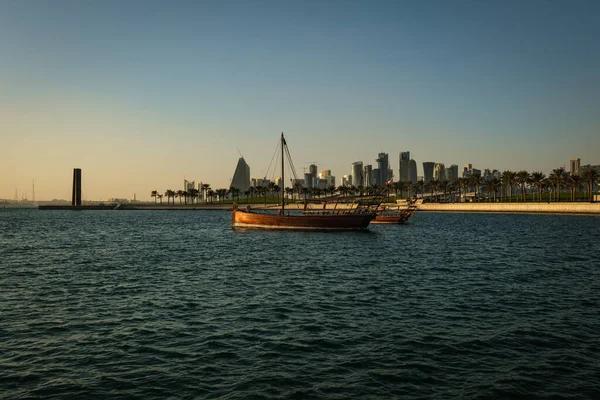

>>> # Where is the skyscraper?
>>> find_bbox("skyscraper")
[351,161,363,187]
[231,157,250,192]
[304,173,314,189]
[408,159,417,183]
[570,158,581,175]
[363,165,373,187]
[423,162,435,183]
[376,152,389,186]
[398,151,410,182]
[447,165,459,181]
[399,151,410,182]
[309,164,318,181]
[463,163,473,178]
[434,163,446,181]
[318,170,336,189]
[184,180,196,191]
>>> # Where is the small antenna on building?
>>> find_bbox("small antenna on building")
[236,147,244,158]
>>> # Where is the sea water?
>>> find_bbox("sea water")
[1,209,599,398]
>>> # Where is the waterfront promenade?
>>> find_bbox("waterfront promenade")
[116,201,600,215]
[414,201,600,215]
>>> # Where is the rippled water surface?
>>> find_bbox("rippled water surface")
[1,209,600,399]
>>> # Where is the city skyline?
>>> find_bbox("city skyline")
[2,1,599,200]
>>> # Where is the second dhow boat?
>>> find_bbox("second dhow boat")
[232,133,378,230]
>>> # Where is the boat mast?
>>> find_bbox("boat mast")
[281,132,285,214]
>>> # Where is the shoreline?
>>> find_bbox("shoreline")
[37,201,600,215]
[415,202,600,215]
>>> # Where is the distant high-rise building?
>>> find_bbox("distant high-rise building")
[376,153,389,186]
[423,162,435,183]
[399,151,411,182]
[363,165,373,187]
[372,168,380,185]
[472,168,481,177]
[184,180,196,191]
[351,161,363,187]
[408,160,417,184]
[570,158,581,175]
[434,163,446,181]
[309,164,318,180]
[483,169,492,180]
[342,175,352,187]
[304,173,314,189]
[462,163,473,178]
[231,157,250,192]
[447,165,459,181]
[318,170,336,189]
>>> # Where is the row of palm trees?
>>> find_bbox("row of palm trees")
[418,165,599,202]
[151,164,599,205]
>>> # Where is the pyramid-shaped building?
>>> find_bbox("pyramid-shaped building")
[231,157,250,192]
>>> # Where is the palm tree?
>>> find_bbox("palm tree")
[215,188,228,202]
[157,194,163,204]
[326,185,335,198]
[151,190,158,204]
[515,170,529,202]
[164,189,175,205]
[284,187,293,202]
[391,181,401,199]
[267,182,276,200]
[187,188,195,204]
[501,171,516,202]
[439,180,450,202]
[550,167,566,201]
[456,177,467,202]
[229,187,240,203]
[294,182,304,199]
[529,172,546,202]
[581,165,599,202]
[261,186,269,203]
[415,180,424,199]
[273,185,281,203]
[468,173,481,201]
[202,184,211,203]
[567,174,582,201]
[425,179,436,201]
[207,189,215,203]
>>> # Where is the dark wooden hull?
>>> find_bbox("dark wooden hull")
[371,215,410,224]
[232,209,374,230]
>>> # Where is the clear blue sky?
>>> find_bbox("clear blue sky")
[1,0,598,200]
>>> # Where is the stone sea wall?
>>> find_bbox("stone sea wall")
[416,202,600,215]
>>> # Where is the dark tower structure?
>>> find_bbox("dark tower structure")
[72,168,82,206]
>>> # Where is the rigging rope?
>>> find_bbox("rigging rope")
[263,140,281,183]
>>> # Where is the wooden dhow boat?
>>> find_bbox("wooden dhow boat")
[372,201,417,224]
[232,133,378,230]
